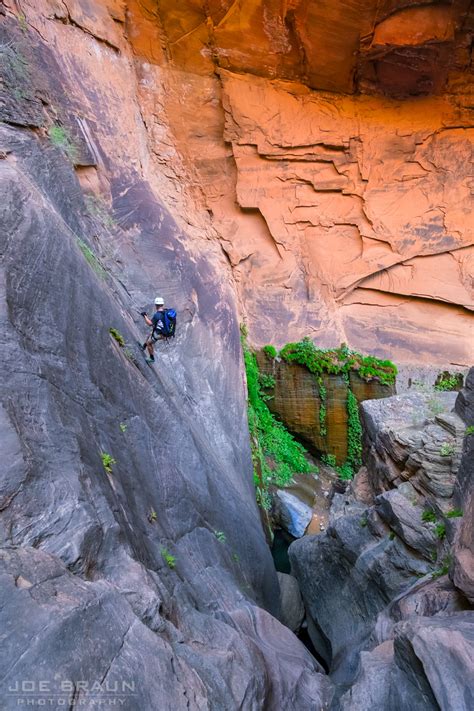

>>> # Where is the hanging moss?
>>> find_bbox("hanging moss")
[318,377,327,437]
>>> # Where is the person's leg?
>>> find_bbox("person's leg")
[146,340,154,359]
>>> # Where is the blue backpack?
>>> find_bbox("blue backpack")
[160,308,177,338]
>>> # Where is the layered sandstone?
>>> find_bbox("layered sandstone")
[122,0,474,364]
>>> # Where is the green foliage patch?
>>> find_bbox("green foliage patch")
[49,124,79,163]
[100,452,115,474]
[434,372,463,392]
[242,333,315,509]
[109,328,125,347]
[161,548,176,569]
[435,522,446,540]
[76,238,106,278]
[279,338,397,386]
[421,509,436,523]
[445,508,463,519]
[263,345,277,358]
[440,442,455,457]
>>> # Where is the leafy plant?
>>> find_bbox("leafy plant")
[346,390,362,474]
[263,345,277,358]
[148,508,157,523]
[321,453,337,467]
[119,422,127,433]
[100,452,116,474]
[465,426,474,436]
[446,508,463,518]
[431,555,451,579]
[76,238,106,278]
[279,337,397,386]
[49,124,79,163]
[214,530,226,543]
[259,373,275,390]
[421,509,436,523]
[232,552,240,562]
[360,515,368,528]
[440,442,455,457]
[435,523,446,540]
[389,531,396,540]
[109,328,125,347]
[318,379,327,437]
[337,462,354,480]
[161,548,176,569]
[434,372,463,392]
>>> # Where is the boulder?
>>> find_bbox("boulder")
[277,572,305,633]
[274,490,313,538]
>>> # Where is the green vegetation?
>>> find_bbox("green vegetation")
[346,389,362,472]
[431,555,451,579]
[242,330,315,510]
[421,509,436,523]
[232,552,240,562]
[17,13,28,32]
[318,378,327,437]
[279,338,397,386]
[214,531,226,543]
[360,515,368,528]
[446,508,463,519]
[321,453,337,467]
[119,422,127,433]
[440,442,455,457]
[465,426,474,436]
[434,372,463,392]
[84,194,117,229]
[259,373,275,392]
[263,345,277,358]
[100,452,116,474]
[161,548,176,569]
[389,531,396,540]
[49,124,79,163]
[76,238,106,278]
[109,328,125,347]
[435,522,446,540]
[148,508,157,523]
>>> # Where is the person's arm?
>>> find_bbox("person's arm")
[141,312,154,327]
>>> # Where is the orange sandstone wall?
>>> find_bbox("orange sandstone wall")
[7,0,474,364]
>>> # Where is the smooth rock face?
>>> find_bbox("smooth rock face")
[0,21,332,708]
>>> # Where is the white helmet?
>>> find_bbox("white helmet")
[154,296,164,306]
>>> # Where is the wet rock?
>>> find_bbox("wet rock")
[274,490,313,538]
[277,572,305,633]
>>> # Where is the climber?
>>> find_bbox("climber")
[140,297,176,363]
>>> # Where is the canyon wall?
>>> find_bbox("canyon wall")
[122,0,474,364]
[7,0,473,364]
